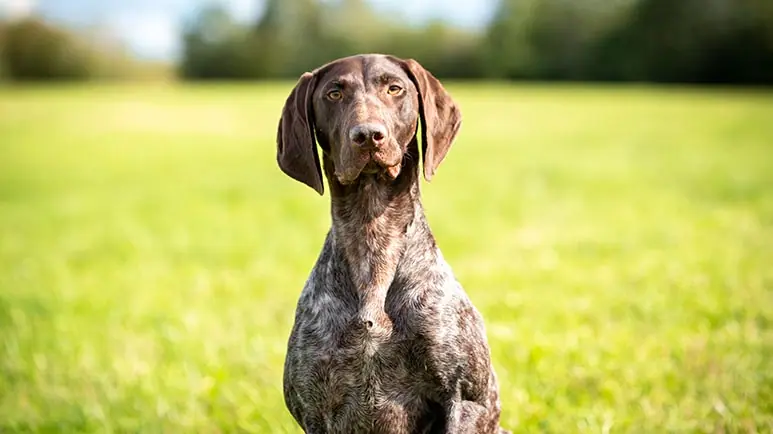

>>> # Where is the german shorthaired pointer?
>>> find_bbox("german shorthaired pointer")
[277,54,508,434]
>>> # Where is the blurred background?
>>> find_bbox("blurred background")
[1,1,772,433]
[1,0,772,83]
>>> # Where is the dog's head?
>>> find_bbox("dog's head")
[276,54,461,195]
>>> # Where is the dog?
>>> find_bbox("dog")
[277,54,508,433]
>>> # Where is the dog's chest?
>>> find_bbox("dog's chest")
[292,299,439,433]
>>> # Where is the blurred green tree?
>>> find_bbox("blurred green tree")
[0,17,90,80]
[596,0,773,83]
[180,5,263,79]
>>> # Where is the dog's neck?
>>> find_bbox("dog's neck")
[323,140,434,321]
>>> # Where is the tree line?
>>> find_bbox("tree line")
[182,0,773,84]
[3,0,772,83]
[0,18,168,80]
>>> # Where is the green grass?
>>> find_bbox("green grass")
[1,82,772,433]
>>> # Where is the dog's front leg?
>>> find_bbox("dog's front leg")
[444,400,506,434]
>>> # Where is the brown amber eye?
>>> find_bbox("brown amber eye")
[387,85,403,96]
[327,90,342,101]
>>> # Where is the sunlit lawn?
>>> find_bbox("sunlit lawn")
[1,82,772,433]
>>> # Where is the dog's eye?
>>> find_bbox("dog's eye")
[326,90,343,101]
[387,85,403,96]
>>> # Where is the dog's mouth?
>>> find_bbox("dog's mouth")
[360,161,381,175]
[337,152,402,184]
[362,157,400,173]
[364,152,402,178]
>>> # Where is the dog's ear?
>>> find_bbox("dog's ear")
[277,72,324,195]
[393,57,462,181]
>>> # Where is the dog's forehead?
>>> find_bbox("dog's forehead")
[316,55,409,87]
[318,56,363,83]
[361,55,409,80]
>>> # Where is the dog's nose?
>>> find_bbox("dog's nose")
[349,123,387,148]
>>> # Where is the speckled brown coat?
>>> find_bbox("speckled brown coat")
[277,54,508,434]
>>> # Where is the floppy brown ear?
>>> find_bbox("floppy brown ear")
[277,72,324,195]
[398,58,462,181]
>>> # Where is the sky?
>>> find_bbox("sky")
[0,0,496,60]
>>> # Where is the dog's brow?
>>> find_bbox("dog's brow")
[325,76,356,89]
[375,73,400,84]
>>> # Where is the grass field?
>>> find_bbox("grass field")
[1,82,772,433]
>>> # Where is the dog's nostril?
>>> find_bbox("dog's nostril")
[372,131,385,142]
[352,131,368,144]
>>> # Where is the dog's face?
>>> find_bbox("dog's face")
[311,56,419,185]
[277,54,462,195]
